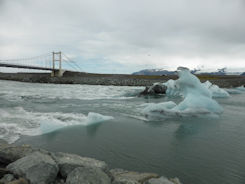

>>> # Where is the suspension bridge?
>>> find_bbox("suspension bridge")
[0,52,82,77]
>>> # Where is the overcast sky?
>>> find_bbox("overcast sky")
[1,0,245,73]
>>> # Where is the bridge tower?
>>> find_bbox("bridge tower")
[51,51,65,77]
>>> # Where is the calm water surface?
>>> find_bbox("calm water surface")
[0,80,245,184]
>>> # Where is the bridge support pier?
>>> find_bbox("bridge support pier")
[51,70,65,77]
[51,51,64,77]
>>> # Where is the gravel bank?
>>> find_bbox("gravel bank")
[0,72,245,88]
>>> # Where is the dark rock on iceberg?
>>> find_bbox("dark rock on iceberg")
[139,83,167,96]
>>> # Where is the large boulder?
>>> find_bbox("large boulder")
[110,169,158,184]
[52,152,108,178]
[7,151,58,184]
[139,84,167,96]
[66,167,111,184]
[0,141,33,166]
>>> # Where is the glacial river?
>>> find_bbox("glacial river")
[0,79,245,184]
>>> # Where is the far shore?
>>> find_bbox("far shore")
[0,71,245,88]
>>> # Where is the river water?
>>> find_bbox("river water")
[0,79,245,184]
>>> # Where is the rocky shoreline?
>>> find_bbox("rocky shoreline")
[1,72,245,88]
[0,140,181,184]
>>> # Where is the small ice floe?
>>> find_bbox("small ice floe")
[202,81,230,98]
[86,112,114,125]
[140,69,230,98]
[163,71,230,98]
[142,67,224,119]
[236,85,245,91]
[225,85,245,94]
[0,107,113,143]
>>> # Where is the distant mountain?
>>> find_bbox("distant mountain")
[132,68,204,76]
[197,68,242,75]
[241,72,245,76]
[196,67,227,75]
[197,71,226,75]
[132,69,175,76]
[132,67,243,76]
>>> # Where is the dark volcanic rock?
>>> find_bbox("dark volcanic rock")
[66,167,111,184]
[140,83,167,96]
[7,151,58,184]
[52,152,108,178]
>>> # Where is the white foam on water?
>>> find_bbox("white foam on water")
[142,67,224,119]
[0,107,113,144]
[0,80,143,101]
[0,123,22,144]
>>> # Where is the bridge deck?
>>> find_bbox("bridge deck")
[0,62,54,71]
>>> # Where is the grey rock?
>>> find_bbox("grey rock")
[66,167,111,184]
[54,179,65,184]
[7,178,28,184]
[169,178,181,184]
[7,151,58,184]
[0,141,33,166]
[0,140,7,145]
[52,152,108,178]
[110,169,158,184]
[144,177,181,184]
[0,168,10,178]
[0,174,15,183]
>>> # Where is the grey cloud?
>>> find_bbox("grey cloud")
[0,0,245,71]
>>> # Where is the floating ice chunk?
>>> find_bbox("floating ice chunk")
[163,71,229,98]
[175,67,212,98]
[142,67,224,118]
[173,93,223,114]
[0,107,114,143]
[225,85,245,94]
[163,80,180,96]
[236,85,245,91]
[40,112,113,133]
[86,112,114,125]
[142,101,177,114]
[202,81,230,98]
[163,69,212,98]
